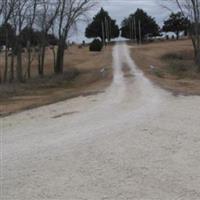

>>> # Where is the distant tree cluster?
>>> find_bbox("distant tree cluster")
[162,12,190,40]
[86,8,191,44]
[85,8,119,44]
[121,9,160,43]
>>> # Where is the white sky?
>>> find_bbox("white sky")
[70,0,178,43]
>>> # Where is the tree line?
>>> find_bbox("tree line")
[0,0,96,83]
[85,8,190,44]
[85,3,200,70]
[1,0,200,85]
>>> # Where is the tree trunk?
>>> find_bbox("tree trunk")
[176,31,179,40]
[16,45,23,82]
[0,68,2,84]
[195,48,200,71]
[27,41,31,79]
[38,46,45,76]
[3,47,8,83]
[9,52,14,82]
[3,30,9,83]
[55,42,65,74]
[27,49,31,78]
[51,46,56,71]
[38,50,41,75]
[40,46,46,76]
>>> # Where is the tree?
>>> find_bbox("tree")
[121,9,160,42]
[47,34,58,46]
[20,27,40,47]
[22,0,37,79]
[10,0,34,82]
[163,12,190,40]
[0,0,17,82]
[55,0,97,74]
[35,0,60,76]
[0,23,15,47]
[0,0,99,82]
[20,27,41,78]
[0,0,16,25]
[85,8,119,43]
[0,23,15,82]
[89,39,103,51]
[163,0,200,70]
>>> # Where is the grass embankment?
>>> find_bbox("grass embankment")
[0,45,113,116]
[131,39,200,95]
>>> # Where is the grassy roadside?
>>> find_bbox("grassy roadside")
[0,45,113,117]
[130,39,200,95]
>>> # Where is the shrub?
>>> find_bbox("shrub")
[162,53,184,60]
[89,39,103,52]
[167,61,188,74]
[153,68,165,78]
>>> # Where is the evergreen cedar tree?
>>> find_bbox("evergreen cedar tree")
[121,9,160,42]
[0,23,15,47]
[162,12,190,40]
[89,39,103,52]
[85,8,119,41]
[0,24,59,48]
[20,28,58,47]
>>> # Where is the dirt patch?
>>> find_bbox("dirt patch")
[131,39,200,95]
[0,45,113,116]
[122,63,134,78]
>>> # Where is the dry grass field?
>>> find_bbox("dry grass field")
[1,40,200,116]
[131,39,200,95]
[0,45,113,116]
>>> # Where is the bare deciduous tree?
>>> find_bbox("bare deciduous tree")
[36,0,60,76]
[0,0,17,82]
[25,0,38,79]
[11,0,31,82]
[167,0,200,70]
[1,0,16,25]
[55,0,97,73]
[1,1,18,83]
[0,0,98,83]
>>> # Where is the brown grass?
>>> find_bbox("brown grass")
[131,39,200,95]
[0,45,113,116]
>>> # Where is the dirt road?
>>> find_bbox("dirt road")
[2,43,200,200]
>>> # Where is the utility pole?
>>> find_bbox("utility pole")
[130,17,134,42]
[102,21,105,47]
[105,17,109,44]
[129,20,131,41]
[132,18,134,42]
[104,17,107,44]
[139,20,142,45]
[134,16,137,43]
[108,18,111,42]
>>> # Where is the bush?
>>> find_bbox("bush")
[167,61,188,74]
[162,53,184,60]
[89,39,103,52]
[153,68,165,78]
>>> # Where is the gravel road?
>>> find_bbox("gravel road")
[1,43,200,200]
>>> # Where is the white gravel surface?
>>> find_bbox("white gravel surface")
[1,43,200,200]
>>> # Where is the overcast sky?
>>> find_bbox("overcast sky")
[71,0,178,43]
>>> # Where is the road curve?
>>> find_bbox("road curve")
[1,43,200,200]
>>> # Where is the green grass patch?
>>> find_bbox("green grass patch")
[153,68,165,78]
